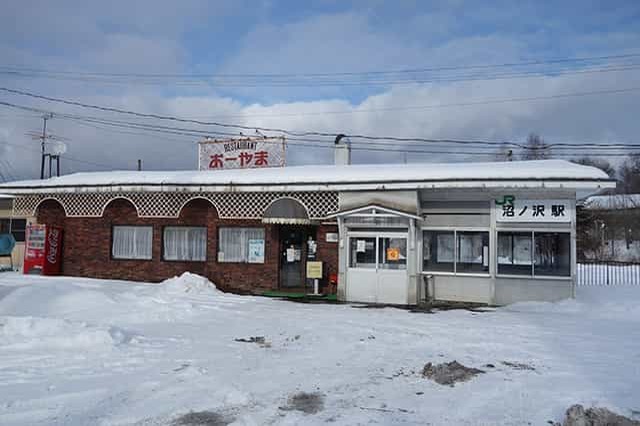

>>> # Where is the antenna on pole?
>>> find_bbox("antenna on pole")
[26,113,69,178]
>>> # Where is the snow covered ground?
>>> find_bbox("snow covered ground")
[1,273,639,425]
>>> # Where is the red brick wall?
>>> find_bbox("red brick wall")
[36,198,339,294]
[316,224,339,290]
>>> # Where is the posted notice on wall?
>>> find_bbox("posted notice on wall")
[248,239,265,263]
[496,198,571,223]
[325,232,338,243]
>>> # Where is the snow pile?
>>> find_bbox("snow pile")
[159,272,223,297]
[1,273,639,425]
[47,289,117,316]
[0,283,118,321]
[506,286,640,322]
[0,316,128,351]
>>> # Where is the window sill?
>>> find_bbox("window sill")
[421,271,490,278]
[496,274,572,281]
[111,257,153,262]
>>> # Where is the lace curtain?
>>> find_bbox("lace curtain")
[163,227,207,261]
[112,226,153,260]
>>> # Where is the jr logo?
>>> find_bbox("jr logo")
[495,195,515,206]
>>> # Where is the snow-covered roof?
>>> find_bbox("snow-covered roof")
[0,160,615,194]
[582,194,640,210]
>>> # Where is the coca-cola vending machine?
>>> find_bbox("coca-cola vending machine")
[23,224,63,275]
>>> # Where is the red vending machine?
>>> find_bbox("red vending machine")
[23,224,63,275]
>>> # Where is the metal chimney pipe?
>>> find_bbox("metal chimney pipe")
[334,134,351,165]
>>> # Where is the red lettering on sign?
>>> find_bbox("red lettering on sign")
[209,154,224,169]
[254,151,269,166]
[239,151,253,167]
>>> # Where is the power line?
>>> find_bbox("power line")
[2,52,640,78]
[3,97,640,154]
[3,97,640,164]
[193,87,640,119]
[59,113,640,152]
[67,115,640,150]
[3,88,640,148]
[9,85,640,121]
[2,63,639,88]
[57,114,640,158]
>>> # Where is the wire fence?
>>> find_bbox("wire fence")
[577,261,640,286]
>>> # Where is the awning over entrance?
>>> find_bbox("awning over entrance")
[262,198,311,225]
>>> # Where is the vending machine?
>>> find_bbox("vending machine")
[23,224,63,275]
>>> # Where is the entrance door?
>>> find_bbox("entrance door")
[279,226,308,288]
[346,234,408,304]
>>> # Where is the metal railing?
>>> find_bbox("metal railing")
[577,261,640,286]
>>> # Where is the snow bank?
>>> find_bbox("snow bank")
[1,274,639,425]
[505,285,640,321]
[0,284,117,319]
[158,272,223,297]
[0,316,129,351]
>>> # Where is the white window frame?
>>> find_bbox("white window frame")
[421,227,491,277]
[162,226,207,262]
[111,225,153,260]
[346,231,408,271]
[496,228,572,280]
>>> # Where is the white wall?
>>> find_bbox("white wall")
[339,190,418,213]
[494,278,573,304]
[430,275,493,304]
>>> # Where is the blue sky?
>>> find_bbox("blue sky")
[0,0,639,178]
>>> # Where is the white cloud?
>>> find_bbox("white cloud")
[1,3,639,180]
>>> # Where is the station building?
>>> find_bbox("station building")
[0,159,614,305]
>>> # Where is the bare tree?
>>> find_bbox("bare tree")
[618,154,640,194]
[520,133,551,160]
[571,157,616,178]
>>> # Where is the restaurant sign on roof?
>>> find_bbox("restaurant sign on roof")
[198,136,285,170]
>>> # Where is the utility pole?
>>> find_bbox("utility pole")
[28,113,67,179]
[40,113,53,179]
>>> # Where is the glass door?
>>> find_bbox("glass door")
[346,234,408,304]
